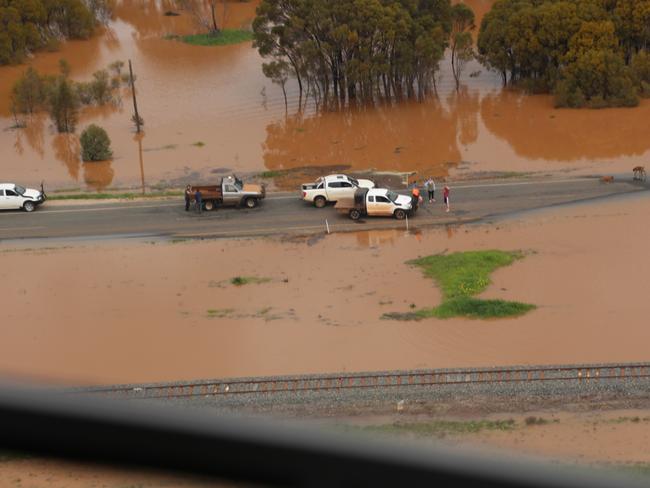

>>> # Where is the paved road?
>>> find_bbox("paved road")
[0,177,647,242]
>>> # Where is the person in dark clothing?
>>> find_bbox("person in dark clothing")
[195,188,202,214]
[184,185,192,211]
[411,181,420,212]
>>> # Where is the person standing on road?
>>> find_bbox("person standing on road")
[443,185,450,212]
[425,177,436,203]
[195,188,202,214]
[184,185,192,211]
[411,181,421,212]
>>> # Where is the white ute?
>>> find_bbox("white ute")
[0,183,46,212]
[301,174,375,208]
[335,188,413,220]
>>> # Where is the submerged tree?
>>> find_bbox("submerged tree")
[477,0,650,108]
[450,3,475,91]
[176,0,228,35]
[253,0,454,107]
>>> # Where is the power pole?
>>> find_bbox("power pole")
[128,59,141,133]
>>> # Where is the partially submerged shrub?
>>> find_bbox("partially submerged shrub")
[80,124,112,161]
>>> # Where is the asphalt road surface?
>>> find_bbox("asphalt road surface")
[0,177,647,243]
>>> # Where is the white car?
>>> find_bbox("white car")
[0,183,46,212]
[301,174,375,208]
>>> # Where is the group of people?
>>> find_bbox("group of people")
[184,185,202,213]
[411,178,450,212]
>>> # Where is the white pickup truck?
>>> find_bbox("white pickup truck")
[301,174,375,208]
[0,183,46,212]
[335,188,413,220]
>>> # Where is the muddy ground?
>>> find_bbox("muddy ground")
[1,191,649,385]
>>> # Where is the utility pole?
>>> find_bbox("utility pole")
[128,59,141,133]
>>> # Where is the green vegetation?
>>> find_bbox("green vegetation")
[525,416,555,426]
[352,419,516,438]
[383,250,535,320]
[80,124,112,161]
[230,276,272,286]
[254,0,454,104]
[165,30,253,46]
[0,0,110,65]
[192,141,205,147]
[206,308,234,318]
[258,170,287,178]
[477,0,650,108]
[10,60,126,133]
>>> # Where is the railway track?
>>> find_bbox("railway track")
[73,362,650,400]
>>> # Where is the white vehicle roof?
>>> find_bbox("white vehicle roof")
[366,188,389,197]
[0,183,18,190]
[322,174,353,182]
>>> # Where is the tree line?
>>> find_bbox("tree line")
[478,0,650,107]
[11,59,127,132]
[0,0,112,65]
[253,0,478,108]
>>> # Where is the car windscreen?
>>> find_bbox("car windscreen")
[350,178,359,187]
[386,191,399,203]
[14,185,26,195]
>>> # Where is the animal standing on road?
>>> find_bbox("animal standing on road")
[633,166,646,181]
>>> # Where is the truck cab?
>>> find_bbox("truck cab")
[0,183,46,212]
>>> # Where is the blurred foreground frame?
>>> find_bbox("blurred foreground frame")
[0,383,644,488]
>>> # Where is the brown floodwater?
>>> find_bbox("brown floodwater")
[1,0,649,191]
[1,193,650,385]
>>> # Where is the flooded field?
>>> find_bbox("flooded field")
[1,0,649,191]
[1,192,649,385]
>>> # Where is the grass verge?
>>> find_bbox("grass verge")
[383,250,535,320]
[230,276,272,286]
[206,308,234,318]
[165,30,253,46]
[350,419,516,438]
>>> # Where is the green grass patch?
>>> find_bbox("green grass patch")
[206,308,234,318]
[165,30,253,46]
[383,250,535,320]
[48,191,182,201]
[353,419,516,438]
[258,170,287,178]
[230,276,271,286]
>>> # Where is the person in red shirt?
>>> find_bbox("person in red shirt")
[443,185,450,212]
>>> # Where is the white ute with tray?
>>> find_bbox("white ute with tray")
[0,183,46,212]
[301,174,375,208]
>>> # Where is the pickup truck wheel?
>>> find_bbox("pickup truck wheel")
[349,208,361,220]
[244,197,257,209]
[204,201,215,211]
[23,201,35,212]
[394,209,406,220]
[314,196,327,208]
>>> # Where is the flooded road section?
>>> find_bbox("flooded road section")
[1,193,649,385]
[1,0,650,191]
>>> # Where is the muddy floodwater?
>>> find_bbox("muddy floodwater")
[0,193,649,385]
[1,0,649,191]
